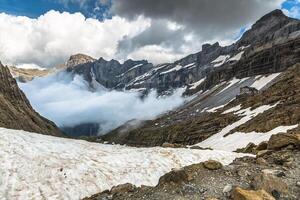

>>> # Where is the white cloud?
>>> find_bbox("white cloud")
[0,10,150,67]
[18,72,186,134]
[16,63,46,70]
[127,45,185,64]
[282,4,300,19]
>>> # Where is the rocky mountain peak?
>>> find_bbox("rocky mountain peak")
[238,9,298,46]
[251,9,288,30]
[66,53,96,68]
[97,57,120,66]
[257,9,287,22]
[202,42,220,54]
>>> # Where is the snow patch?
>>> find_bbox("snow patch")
[228,51,244,62]
[211,55,230,67]
[207,104,226,113]
[160,65,183,74]
[218,77,247,94]
[201,125,298,152]
[183,62,195,69]
[250,73,281,90]
[222,104,242,114]
[238,45,250,51]
[195,103,282,151]
[189,78,205,90]
[0,128,247,200]
[116,64,144,78]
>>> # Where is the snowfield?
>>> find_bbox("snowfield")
[251,73,281,90]
[0,128,247,200]
[196,103,298,151]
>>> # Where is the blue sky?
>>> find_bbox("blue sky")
[0,0,112,19]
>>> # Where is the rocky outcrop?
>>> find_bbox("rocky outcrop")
[0,62,63,136]
[267,133,300,150]
[158,169,192,186]
[203,160,223,170]
[252,169,288,196]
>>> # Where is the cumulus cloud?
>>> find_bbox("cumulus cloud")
[18,72,186,134]
[0,10,149,67]
[0,0,287,67]
[126,45,184,64]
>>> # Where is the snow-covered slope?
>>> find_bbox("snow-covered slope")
[195,103,298,151]
[0,128,247,200]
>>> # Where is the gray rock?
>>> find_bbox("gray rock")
[222,184,233,196]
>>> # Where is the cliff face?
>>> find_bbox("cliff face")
[67,58,153,90]
[188,37,300,95]
[0,63,63,136]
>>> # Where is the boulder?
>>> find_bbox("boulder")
[243,142,257,153]
[267,133,300,150]
[232,187,275,200]
[256,150,272,157]
[252,169,288,195]
[235,142,257,154]
[256,141,268,151]
[223,184,233,196]
[158,168,192,186]
[203,160,223,170]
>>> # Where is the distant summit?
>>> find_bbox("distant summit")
[66,53,96,68]
[239,9,299,45]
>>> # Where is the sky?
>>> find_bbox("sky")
[0,0,299,68]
